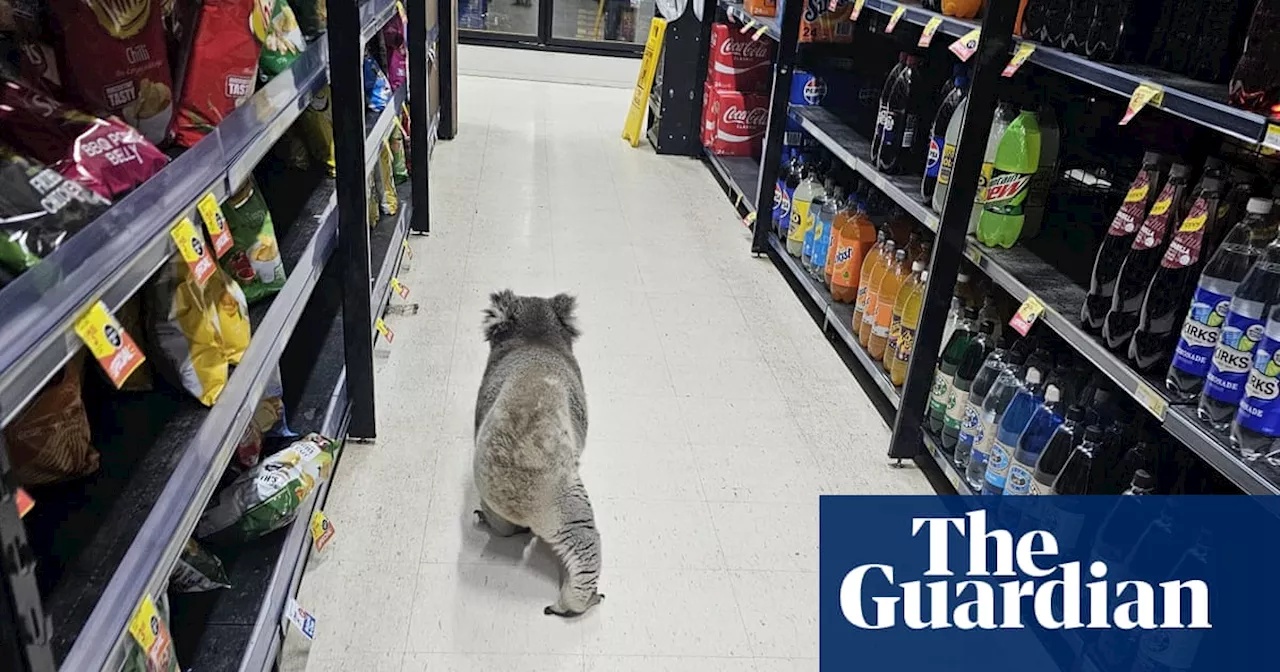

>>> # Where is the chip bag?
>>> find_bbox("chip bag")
[389,121,408,183]
[255,366,296,438]
[196,433,337,543]
[146,256,229,406]
[169,0,262,147]
[0,78,169,200]
[46,0,174,143]
[170,538,231,593]
[299,85,334,176]
[381,2,407,92]
[218,178,287,303]
[114,295,154,391]
[0,144,109,275]
[292,0,325,38]
[123,591,180,672]
[367,182,379,228]
[3,350,99,486]
[254,0,305,79]
[377,140,398,216]
[210,266,251,363]
[364,55,391,112]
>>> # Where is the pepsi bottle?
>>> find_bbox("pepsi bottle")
[921,71,968,203]
[876,55,922,176]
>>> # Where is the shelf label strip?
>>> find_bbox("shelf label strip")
[390,277,410,299]
[918,16,943,47]
[1133,382,1169,420]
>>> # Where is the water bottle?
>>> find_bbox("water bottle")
[928,308,978,437]
[1030,404,1084,494]
[1004,384,1064,495]
[984,367,1045,495]
[964,349,1028,491]
[954,336,1010,472]
[943,319,995,454]
[1232,302,1280,464]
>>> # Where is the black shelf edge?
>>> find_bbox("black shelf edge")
[921,432,974,495]
[360,0,401,43]
[719,0,782,41]
[0,39,331,431]
[364,85,410,176]
[705,150,761,213]
[56,189,341,672]
[859,0,1271,145]
[767,235,903,407]
[370,183,414,328]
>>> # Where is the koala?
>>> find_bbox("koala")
[473,290,604,617]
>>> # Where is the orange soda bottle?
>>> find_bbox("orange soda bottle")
[869,249,909,361]
[852,231,888,326]
[859,239,896,346]
[885,261,926,370]
[831,193,878,302]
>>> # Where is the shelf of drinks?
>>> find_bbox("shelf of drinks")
[856,0,1275,146]
[705,150,761,214]
[921,431,976,495]
[719,1,781,42]
[0,40,331,432]
[767,235,903,406]
[1163,407,1280,496]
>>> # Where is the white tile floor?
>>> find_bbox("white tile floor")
[285,74,933,672]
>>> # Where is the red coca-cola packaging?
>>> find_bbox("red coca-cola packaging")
[701,82,715,147]
[705,88,768,157]
[707,23,774,93]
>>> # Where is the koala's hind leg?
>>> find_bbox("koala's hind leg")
[533,477,604,617]
[475,499,530,537]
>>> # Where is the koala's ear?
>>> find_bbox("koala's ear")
[550,293,580,340]
[483,290,518,341]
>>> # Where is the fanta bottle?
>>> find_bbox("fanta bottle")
[853,230,888,325]
[861,240,897,347]
[831,192,877,302]
[886,261,926,370]
[870,249,910,361]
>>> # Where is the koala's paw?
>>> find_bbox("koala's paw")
[544,593,604,617]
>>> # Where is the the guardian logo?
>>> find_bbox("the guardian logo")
[840,510,1211,632]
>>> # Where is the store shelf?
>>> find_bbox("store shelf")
[767,235,902,407]
[360,0,401,42]
[370,183,414,323]
[922,432,975,495]
[705,150,760,213]
[0,40,330,431]
[364,85,410,175]
[857,0,1273,145]
[719,0,781,41]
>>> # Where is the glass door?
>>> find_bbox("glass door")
[459,0,648,55]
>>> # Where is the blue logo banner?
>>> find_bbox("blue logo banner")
[819,496,1280,671]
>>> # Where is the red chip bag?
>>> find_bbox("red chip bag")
[0,78,168,200]
[46,0,175,144]
[170,0,261,147]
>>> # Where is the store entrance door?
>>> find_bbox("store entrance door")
[458,0,653,55]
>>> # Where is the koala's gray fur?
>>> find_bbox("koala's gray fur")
[473,290,603,616]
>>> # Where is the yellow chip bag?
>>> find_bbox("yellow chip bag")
[210,267,250,365]
[146,259,247,406]
[378,140,398,216]
[300,85,335,176]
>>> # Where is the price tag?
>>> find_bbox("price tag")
[128,595,174,669]
[1133,383,1169,420]
[375,318,394,343]
[1003,42,1036,77]
[169,217,216,286]
[753,23,769,40]
[310,510,336,552]
[284,598,317,640]
[949,28,981,61]
[75,301,146,389]
[390,277,410,299]
[851,0,865,20]
[828,0,839,11]
[739,18,756,34]
[885,6,906,33]
[743,212,757,226]
[401,238,414,260]
[1262,123,1280,154]
[918,16,943,47]
[15,488,33,518]
[196,193,234,258]
[1120,83,1164,125]
[1008,295,1045,336]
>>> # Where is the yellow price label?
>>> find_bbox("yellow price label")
[1121,83,1164,125]
[739,17,756,34]
[129,593,174,670]
[918,16,943,47]
[949,27,981,61]
[1263,123,1280,154]
[850,0,866,20]
[375,318,395,344]
[74,301,145,389]
[753,23,769,41]
[15,488,33,518]
[1003,42,1036,77]
[390,277,410,299]
[169,217,216,286]
[1134,382,1169,420]
[310,510,336,552]
[1009,295,1045,336]
[401,238,414,259]
[196,193,233,258]
[885,6,907,33]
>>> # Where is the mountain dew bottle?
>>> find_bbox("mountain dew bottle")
[975,109,1041,249]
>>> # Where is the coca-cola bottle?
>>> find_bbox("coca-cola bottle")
[1101,163,1193,351]
[876,55,923,176]
[1228,2,1280,115]
[1081,153,1168,332]
[871,53,909,167]
[1128,176,1227,372]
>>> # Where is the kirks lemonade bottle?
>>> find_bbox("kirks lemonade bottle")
[1232,303,1280,463]
[975,108,1041,249]
[886,261,926,370]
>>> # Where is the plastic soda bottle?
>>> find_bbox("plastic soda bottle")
[1167,197,1277,401]
[830,192,877,302]
[871,53,909,167]
[1030,404,1084,494]
[886,261,926,370]
[975,109,1041,248]
[943,319,996,454]
[965,348,1028,491]
[954,336,1010,471]
[1004,384,1064,495]
[969,103,1013,233]
[812,185,842,281]
[984,367,1045,494]
[1232,306,1280,464]
[929,307,978,437]
[890,268,928,386]
[869,249,909,361]
[802,178,832,272]
[786,165,822,257]
[825,186,855,288]
[775,153,803,239]
[922,71,968,202]
[932,99,968,214]
[853,231,888,327]
[860,239,896,346]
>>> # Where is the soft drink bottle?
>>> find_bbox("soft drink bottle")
[876,55,923,176]
[985,367,1045,494]
[831,193,877,302]
[1198,231,1280,430]
[921,71,968,203]
[1099,163,1192,349]
[1020,105,1058,240]
[966,348,1029,491]
[969,103,1013,234]
[954,336,1010,472]
[1228,2,1280,115]
[1085,0,1158,63]
[871,53,909,167]
[1052,425,1101,495]
[1060,0,1097,53]
[786,165,822,257]
[860,240,896,346]
[1232,303,1280,465]
[803,178,833,272]
[940,273,976,352]
[1030,404,1084,494]
[943,319,995,454]
[932,99,968,214]
[890,268,929,387]
[886,261,926,370]
[853,231,888,326]
[929,307,978,437]
[824,183,856,288]
[811,184,842,280]
[1128,177,1227,372]
[1129,532,1211,670]
[1004,384,1064,495]
[975,109,1042,248]
[869,249,909,361]
[1082,153,1168,331]
[775,153,803,239]
[1168,198,1277,401]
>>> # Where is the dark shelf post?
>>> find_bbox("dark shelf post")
[329,0,378,439]
[750,0,802,254]
[408,0,433,233]
[438,0,458,140]
[887,0,1020,460]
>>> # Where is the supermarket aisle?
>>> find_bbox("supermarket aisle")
[288,75,930,672]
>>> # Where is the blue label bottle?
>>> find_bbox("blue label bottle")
[984,367,1044,495]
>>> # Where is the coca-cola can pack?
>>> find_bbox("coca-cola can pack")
[707,23,774,93]
[705,88,768,157]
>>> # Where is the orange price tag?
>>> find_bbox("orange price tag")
[1003,42,1036,77]
[949,27,981,61]
[850,0,866,20]
[375,318,395,343]
[390,277,410,299]
[1008,295,1045,336]
[885,6,906,33]
[15,488,33,518]
[74,301,145,389]
[1120,83,1164,125]
[918,16,943,47]
[170,217,216,286]
[196,193,234,258]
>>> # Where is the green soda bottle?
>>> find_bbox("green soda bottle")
[975,109,1041,249]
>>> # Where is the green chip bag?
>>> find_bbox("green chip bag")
[254,0,306,79]
[218,178,287,303]
[171,539,231,593]
[389,121,408,183]
[123,592,180,672]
